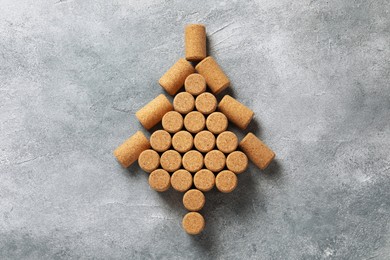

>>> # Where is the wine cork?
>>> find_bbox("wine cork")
[172,130,193,153]
[194,130,215,153]
[184,111,205,134]
[182,150,204,173]
[226,151,248,174]
[182,212,205,235]
[206,112,228,134]
[218,95,254,129]
[171,169,193,192]
[195,92,217,115]
[136,94,173,130]
[195,56,230,94]
[183,189,205,211]
[113,131,150,168]
[138,149,160,173]
[173,92,195,114]
[160,150,182,172]
[184,74,206,96]
[162,111,183,134]
[194,169,215,192]
[185,24,206,61]
[216,170,237,193]
[159,58,195,95]
[239,133,275,170]
[149,169,170,192]
[150,130,171,152]
[204,150,226,172]
[216,131,238,153]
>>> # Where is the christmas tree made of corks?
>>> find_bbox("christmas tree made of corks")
[114,24,275,235]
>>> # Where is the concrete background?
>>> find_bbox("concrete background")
[1,0,389,259]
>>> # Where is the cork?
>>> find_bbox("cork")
[216,131,238,153]
[113,131,150,168]
[204,150,226,172]
[172,130,193,153]
[162,111,183,134]
[183,189,205,211]
[194,169,215,192]
[184,111,206,134]
[159,58,195,96]
[182,212,205,235]
[239,133,275,170]
[171,169,193,192]
[160,150,182,172]
[195,92,217,115]
[215,170,237,193]
[226,151,248,174]
[150,130,171,152]
[173,92,195,114]
[182,150,204,173]
[184,74,206,96]
[218,95,254,129]
[206,112,228,134]
[138,149,160,173]
[185,24,206,61]
[194,130,215,153]
[149,169,171,192]
[195,56,230,94]
[136,94,173,130]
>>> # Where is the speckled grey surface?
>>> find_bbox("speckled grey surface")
[1,0,389,259]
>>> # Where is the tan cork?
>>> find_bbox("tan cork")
[182,150,204,173]
[206,112,228,134]
[185,74,206,96]
[195,92,217,115]
[150,130,171,152]
[204,150,226,172]
[172,130,193,153]
[195,56,230,94]
[184,111,205,134]
[183,189,205,211]
[182,212,205,235]
[159,58,195,95]
[162,111,183,134]
[138,149,160,173]
[226,151,248,174]
[218,95,254,130]
[239,133,275,170]
[194,169,215,192]
[185,24,206,61]
[171,169,193,192]
[174,92,195,114]
[149,169,171,192]
[136,94,173,130]
[216,131,238,153]
[113,131,150,168]
[194,130,215,153]
[216,170,237,193]
[160,150,182,172]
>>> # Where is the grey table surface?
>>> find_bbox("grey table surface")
[1,0,389,259]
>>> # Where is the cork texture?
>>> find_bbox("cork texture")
[113,131,150,168]
[171,130,193,153]
[159,58,195,95]
[226,151,248,174]
[182,212,205,236]
[184,111,205,134]
[150,130,171,152]
[204,150,226,172]
[216,170,237,193]
[162,111,183,134]
[195,92,217,115]
[183,189,205,211]
[195,56,230,94]
[216,131,238,153]
[206,112,228,134]
[239,133,275,170]
[149,169,171,192]
[194,169,215,192]
[185,24,206,61]
[138,149,160,173]
[218,95,254,130]
[160,150,182,172]
[182,150,204,173]
[135,94,173,130]
[194,130,215,153]
[184,73,206,96]
[171,169,193,192]
[174,92,195,114]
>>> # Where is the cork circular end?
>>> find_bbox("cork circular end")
[206,112,228,134]
[194,169,215,192]
[194,130,216,153]
[216,131,238,153]
[174,92,195,114]
[162,111,183,133]
[171,169,193,192]
[182,150,204,173]
[216,170,237,193]
[182,212,205,235]
[195,92,217,115]
[184,111,206,134]
[149,169,170,192]
[183,189,205,211]
[138,149,160,173]
[185,74,206,96]
[204,150,226,172]
[150,130,172,152]
[226,151,248,174]
[172,130,193,153]
[160,150,182,172]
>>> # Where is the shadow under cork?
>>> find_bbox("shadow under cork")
[260,159,283,182]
